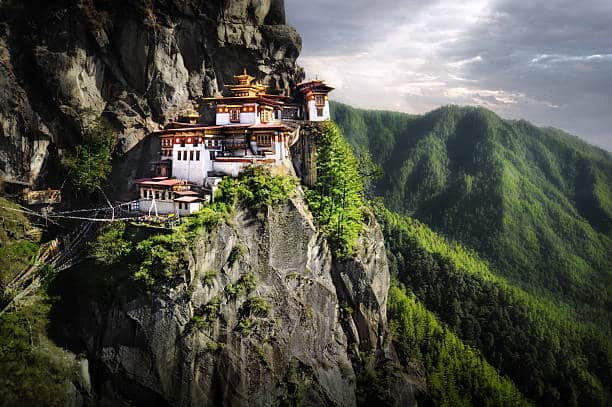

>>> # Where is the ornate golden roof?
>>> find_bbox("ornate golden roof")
[226,68,267,97]
[233,68,255,86]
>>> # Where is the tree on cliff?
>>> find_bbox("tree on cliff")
[63,118,118,194]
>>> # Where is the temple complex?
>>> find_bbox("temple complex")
[135,70,334,215]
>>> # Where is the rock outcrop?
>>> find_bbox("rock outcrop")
[53,191,415,406]
[0,0,303,188]
[0,1,419,405]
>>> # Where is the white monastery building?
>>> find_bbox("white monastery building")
[135,70,334,215]
[297,79,334,121]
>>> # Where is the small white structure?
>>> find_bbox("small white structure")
[135,177,206,216]
[297,80,334,121]
[175,196,205,215]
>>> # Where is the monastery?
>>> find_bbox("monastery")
[135,70,333,216]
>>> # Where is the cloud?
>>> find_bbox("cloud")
[285,0,612,150]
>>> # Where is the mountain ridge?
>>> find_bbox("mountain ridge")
[332,102,611,322]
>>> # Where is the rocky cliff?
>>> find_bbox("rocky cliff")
[0,0,303,188]
[51,191,416,406]
[0,1,419,405]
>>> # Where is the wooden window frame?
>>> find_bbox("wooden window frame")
[230,108,241,123]
[256,133,273,147]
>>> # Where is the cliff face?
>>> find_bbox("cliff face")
[0,0,303,187]
[0,2,418,405]
[54,191,416,406]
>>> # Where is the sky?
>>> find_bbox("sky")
[284,0,612,150]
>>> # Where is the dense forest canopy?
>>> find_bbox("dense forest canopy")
[332,102,612,329]
[332,102,612,406]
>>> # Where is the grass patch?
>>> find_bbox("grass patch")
[192,295,223,329]
[200,270,219,288]
[225,273,257,300]
[227,243,246,267]
[242,296,271,317]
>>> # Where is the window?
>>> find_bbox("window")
[256,134,273,147]
[317,107,324,117]
[180,138,185,147]
[210,151,216,160]
[230,108,240,123]
[193,138,199,147]
[260,109,271,123]
[183,151,188,160]
[315,95,325,107]
[196,151,200,161]
[190,151,194,161]
[177,151,181,160]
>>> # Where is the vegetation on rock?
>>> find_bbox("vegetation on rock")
[216,165,297,210]
[91,167,296,289]
[63,118,118,194]
[0,295,77,406]
[0,198,40,297]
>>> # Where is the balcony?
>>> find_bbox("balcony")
[223,139,247,150]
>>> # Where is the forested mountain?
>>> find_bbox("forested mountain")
[332,102,612,405]
[332,102,612,330]
[378,207,610,406]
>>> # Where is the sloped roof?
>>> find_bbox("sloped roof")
[174,196,204,203]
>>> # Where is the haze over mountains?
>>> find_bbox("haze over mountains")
[286,0,612,151]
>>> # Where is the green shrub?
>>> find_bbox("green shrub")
[240,273,257,293]
[238,317,255,335]
[192,295,222,329]
[190,315,203,326]
[253,344,269,366]
[133,233,185,288]
[183,202,233,236]
[0,240,39,285]
[339,303,353,319]
[200,270,219,287]
[227,243,246,267]
[90,221,132,266]
[205,341,225,352]
[243,296,271,317]
[0,197,40,286]
[225,273,257,299]
[63,117,117,193]
[215,165,297,210]
[0,295,77,406]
